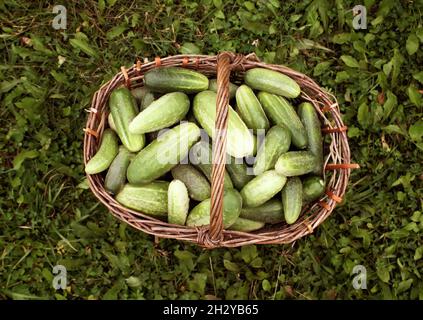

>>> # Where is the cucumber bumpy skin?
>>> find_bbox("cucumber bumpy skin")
[171,164,211,201]
[104,146,133,195]
[85,129,119,175]
[282,177,303,224]
[168,179,190,226]
[229,217,265,232]
[302,176,325,203]
[235,84,270,131]
[275,151,317,177]
[240,199,284,224]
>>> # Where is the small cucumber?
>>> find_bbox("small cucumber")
[258,92,308,149]
[193,90,254,158]
[168,179,190,225]
[302,176,325,203]
[244,68,301,98]
[275,151,317,177]
[208,78,238,99]
[298,102,323,175]
[109,87,145,152]
[186,189,242,228]
[225,156,253,190]
[253,125,291,175]
[171,164,211,201]
[282,177,303,224]
[129,92,190,134]
[240,170,287,208]
[115,181,169,217]
[235,85,270,130]
[144,67,209,93]
[189,141,234,189]
[229,217,265,232]
[85,129,119,174]
[240,199,284,224]
[127,122,201,184]
[104,146,133,194]
[108,112,116,131]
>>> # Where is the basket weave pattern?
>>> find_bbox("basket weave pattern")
[83,52,356,248]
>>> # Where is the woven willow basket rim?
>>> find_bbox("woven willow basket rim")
[83,52,358,248]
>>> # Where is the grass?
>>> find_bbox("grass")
[0,0,422,300]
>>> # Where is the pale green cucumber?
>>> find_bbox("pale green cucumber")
[235,85,270,130]
[109,87,145,152]
[186,189,242,228]
[225,156,253,190]
[144,67,209,93]
[171,164,211,201]
[129,92,190,134]
[127,122,201,184]
[168,179,190,225]
[282,177,303,224]
[115,181,169,217]
[298,102,323,175]
[258,92,308,149]
[275,151,317,177]
[253,125,291,175]
[240,170,287,207]
[108,113,116,131]
[193,90,254,158]
[85,129,119,174]
[302,176,325,203]
[240,199,284,224]
[244,68,301,98]
[208,78,239,99]
[104,146,132,194]
[229,217,265,232]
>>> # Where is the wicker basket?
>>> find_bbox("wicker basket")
[83,52,359,248]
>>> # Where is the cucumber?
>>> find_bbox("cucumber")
[109,87,146,152]
[171,164,211,201]
[244,68,301,98]
[104,146,133,194]
[258,92,308,149]
[275,151,317,177]
[129,92,190,134]
[189,141,234,189]
[108,112,116,131]
[240,170,287,207]
[253,125,291,175]
[186,189,242,228]
[193,90,254,158]
[140,91,155,111]
[282,177,303,224]
[127,122,201,184]
[225,156,253,190]
[235,85,270,130]
[229,217,265,232]
[302,176,325,203]
[144,67,209,93]
[85,129,119,174]
[168,179,190,225]
[115,181,169,217]
[208,78,238,99]
[131,87,148,107]
[240,199,284,224]
[298,102,323,175]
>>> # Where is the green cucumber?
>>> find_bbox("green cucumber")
[258,92,308,149]
[144,67,209,93]
[129,92,190,134]
[244,68,301,98]
[240,170,287,207]
[282,177,303,224]
[253,125,291,175]
[186,189,242,228]
[193,90,254,158]
[127,122,201,184]
[208,78,238,99]
[235,85,270,130]
[104,146,133,194]
[109,87,145,152]
[168,179,190,225]
[171,164,211,201]
[240,199,284,224]
[229,217,265,232]
[302,176,325,203]
[85,129,119,174]
[225,156,253,190]
[140,91,155,111]
[116,181,169,217]
[108,112,116,131]
[189,141,234,189]
[298,102,323,175]
[275,151,317,177]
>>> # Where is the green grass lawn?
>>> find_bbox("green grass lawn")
[0,0,422,300]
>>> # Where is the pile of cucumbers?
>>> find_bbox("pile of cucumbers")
[85,66,326,232]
